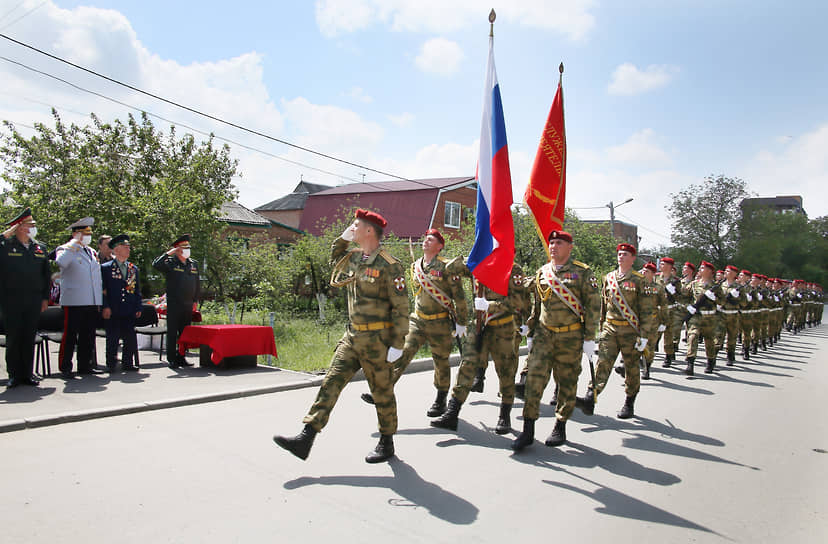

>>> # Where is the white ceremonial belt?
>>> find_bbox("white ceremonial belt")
[699,310,717,316]
[720,309,739,315]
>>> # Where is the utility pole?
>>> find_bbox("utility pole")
[607,197,633,240]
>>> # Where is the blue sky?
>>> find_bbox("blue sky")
[1,0,826,248]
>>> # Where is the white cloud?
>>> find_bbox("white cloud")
[315,0,596,41]
[608,63,679,96]
[344,86,373,103]
[743,123,828,218]
[415,38,464,76]
[281,97,384,152]
[606,129,672,167]
[386,112,414,127]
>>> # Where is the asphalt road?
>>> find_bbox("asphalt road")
[1,325,826,543]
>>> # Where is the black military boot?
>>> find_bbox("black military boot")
[617,395,636,419]
[430,397,462,431]
[544,418,567,447]
[549,384,558,406]
[705,358,716,373]
[575,388,595,415]
[273,424,317,460]
[360,392,375,405]
[515,372,527,400]
[614,365,626,377]
[761,339,767,351]
[662,353,672,368]
[365,434,395,463]
[743,345,750,360]
[642,356,651,380]
[470,367,485,393]
[510,418,535,451]
[495,403,512,435]
[727,350,735,366]
[684,356,695,376]
[751,342,758,354]
[426,390,448,417]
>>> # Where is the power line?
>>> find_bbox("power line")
[0,1,46,32]
[0,31,442,191]
[615,210,671,241]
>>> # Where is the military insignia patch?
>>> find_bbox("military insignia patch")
[394,276,406,291]
[589,277,598,289]
[452,275,460,282]
[512,274,522,286]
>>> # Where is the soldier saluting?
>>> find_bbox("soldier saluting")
[101,234,142,372]
[152,234,200,368]
[274,209,409,463]
[0,208,50,388]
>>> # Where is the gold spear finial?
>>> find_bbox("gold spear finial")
[489,9,496,37]
[559,62,564,74]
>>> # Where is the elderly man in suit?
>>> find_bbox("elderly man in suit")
[55,217,103,376]
[101,234,143,372]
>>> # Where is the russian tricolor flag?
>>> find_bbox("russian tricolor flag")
[467,35,515,296]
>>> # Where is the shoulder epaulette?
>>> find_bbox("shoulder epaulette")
[437,256,448,263]
[632,270,644,278]
[379,249,399,264]
[572,259,590,269]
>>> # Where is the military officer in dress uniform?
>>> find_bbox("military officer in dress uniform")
[576,243,655,419]
[716,264,743,366]
[101,235,142,372]
[0,208,51,387]
[55,217,103,376]
[510,230,600,451]
[360,228,468,417]
[431,263,524,434]
[152,234,200,368]
[274,209,409,463]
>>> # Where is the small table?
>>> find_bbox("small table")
[178,325,277,368]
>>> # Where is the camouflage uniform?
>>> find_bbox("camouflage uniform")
[390,255,468,391]
[742,282,759,355]
[754,284,771,349]
[522,257,600,423]
[452,266,524,404]
[303,237,409,435]
[591,269,655,399]
[644,278,668,368]
[656,272,683,364]
[683,278,724,364]
[670,275,694,354]
[716,279,743,363]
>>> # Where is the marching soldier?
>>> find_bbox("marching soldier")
[101,235,142,372]
[430,264,524,434]
[0,208,51,387]
[360,229,468,417]
[751,274,770,350]
[668,262,695,357]
[716,265,743,366]
[55,217,103,376]
[152,234,200,368]
[656,257,682,368]
[576,243,655,419]
[738,269,755,359]
[682,261,724,374]
[510,230,599,451]
[640,261,667,380]
[274,209,409,463]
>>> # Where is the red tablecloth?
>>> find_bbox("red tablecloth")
[178,325,277,365]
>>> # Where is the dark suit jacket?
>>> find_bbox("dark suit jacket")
[101,260,142,318]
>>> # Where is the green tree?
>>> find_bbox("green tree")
[0,110,238,294]
[666,175,752,267]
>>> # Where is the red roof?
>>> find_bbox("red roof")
[299,177,475,237]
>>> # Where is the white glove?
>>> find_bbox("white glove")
[454,324,467,338]
[730,289,740,298]
[686,305,697,315]
[582,340,596,358]
[386,346,403,363]
[527,337,533,352]
[341,222,356,241]
[634,337,648,352]
[746,293,753,302]
[797,293,803,299]
[757,293,763,301]
[665,283,676,295]
[704,290,716,301]
[716,304,723,312]
[518,324,529,337]
[474,297,490,311]
[774,296,779,302]
[657,324,666,332]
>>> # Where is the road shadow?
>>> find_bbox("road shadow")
[61,374,110,393]
[575,413,725,447]
[283,457,478,525]
[641,375,714,395]
[0,385,57,404]
[620,433,760,470]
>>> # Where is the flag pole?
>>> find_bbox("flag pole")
[556,61,566,232]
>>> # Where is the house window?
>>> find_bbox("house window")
[445,201,461,229]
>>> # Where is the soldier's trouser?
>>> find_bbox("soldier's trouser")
[391,316,453,391]
[452,323,518,404]
[645,326,660,365]
[3,293,40,380]
[166,305,193,363]
[522,326,583,421]
[105,316,138,367]
[752,312,769,344]
[304,328,397,435]
[662,308,677,356]
[720,312,739,353]
[686,315,718,360]
[592,322,641,398]
[740,313,753,348]
[671,310,686,353]
[59,305,99,372]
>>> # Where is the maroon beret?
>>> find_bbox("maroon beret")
[616,243,636,256]
[355,208,387,229]
[699,260,715,271]
[740,269,752,276]
[548,230,573,243]
[684,261,696,272]
[643,262,657,272]
[424,228,444,245]
[725,264,739,273]
[660,257,675,265]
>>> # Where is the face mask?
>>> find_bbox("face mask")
[182,249,191,259]
[81,235,92,246]
[28,227,37,239]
